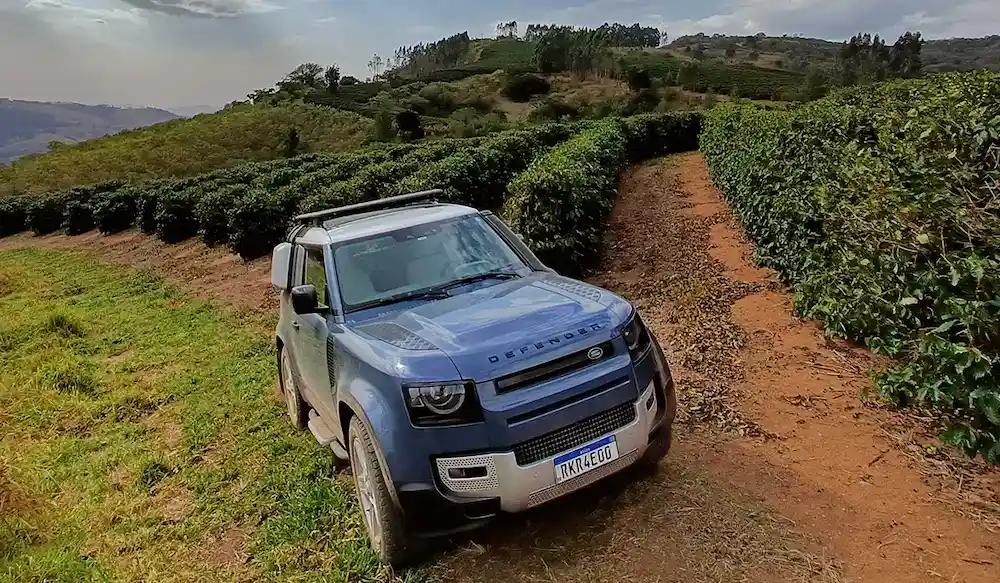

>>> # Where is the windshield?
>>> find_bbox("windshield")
[332,214,528,312]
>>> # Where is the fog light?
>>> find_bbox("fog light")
[448,466,487,479]
[646,394,655,411]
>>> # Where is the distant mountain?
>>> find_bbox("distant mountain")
[168,105,223,118]
[0,99,180,164]
[665,33,1000,74]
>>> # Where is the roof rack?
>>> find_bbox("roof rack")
[293,189,443,227]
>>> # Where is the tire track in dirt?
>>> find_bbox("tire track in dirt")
[0,230,277,313]
[668,153,999,583]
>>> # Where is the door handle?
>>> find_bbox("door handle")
[292,321,301,330]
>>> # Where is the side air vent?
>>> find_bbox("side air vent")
[326,337,338,385]
[358,322,437,351]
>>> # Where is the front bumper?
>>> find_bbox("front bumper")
[432,378,668,513]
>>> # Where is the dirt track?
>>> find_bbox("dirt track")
[3,154,998,582]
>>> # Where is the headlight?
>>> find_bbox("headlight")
[408,384,465,414]
[403,382,483,427]
[622,310,652,361]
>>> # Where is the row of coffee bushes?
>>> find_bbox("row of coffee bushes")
[701,71,1000,462]
[503,112,703,273]
[0,113,703,274]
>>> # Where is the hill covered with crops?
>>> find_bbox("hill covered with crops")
[0,113,700,276]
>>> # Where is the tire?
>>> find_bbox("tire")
[348,417,417,567]
[279,347,308,430]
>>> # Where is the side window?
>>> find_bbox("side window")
[304,248,329,307]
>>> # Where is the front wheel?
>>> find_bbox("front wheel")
[348,417,417,567]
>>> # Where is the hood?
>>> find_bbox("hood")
[355,273,633,382]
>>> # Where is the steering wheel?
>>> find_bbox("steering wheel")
[445,260,492,280]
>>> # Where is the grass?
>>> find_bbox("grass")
[0,249,422,583]
[0,104,372,196]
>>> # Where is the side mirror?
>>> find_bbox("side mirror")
[291,284,319,315]
[271,242,293,290]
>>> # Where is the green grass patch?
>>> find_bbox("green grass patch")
[0,249,422,582]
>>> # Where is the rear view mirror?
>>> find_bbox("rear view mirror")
[271,242,293,290]
[291,285,320,314]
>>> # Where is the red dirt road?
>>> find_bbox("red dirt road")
[3,154,997,583]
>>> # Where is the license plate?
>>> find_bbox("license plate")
[553,435,620,484]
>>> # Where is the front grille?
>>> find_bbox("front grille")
[513,402,636,466]
[495,340,614,395]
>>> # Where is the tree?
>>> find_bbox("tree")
[675,62,699,88]
[803,68,830,99]
[283,63,324,89]
[282,128,300,157]
[323,65,340,93]
[890,31,923,78]
[496,21,518,38]
[395,110,424,141]
[626,66,652,91]
[341,76,360,86]
[368,54,384,79]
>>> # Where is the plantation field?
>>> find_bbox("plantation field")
[0,113,701,275]
[0,104,372,196]
[618,51,804,99]
[0,250,404,582]
[702,71,1000,461]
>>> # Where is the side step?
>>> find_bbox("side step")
[308,410,350,461]
[308,410,337,446]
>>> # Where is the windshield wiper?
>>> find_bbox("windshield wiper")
[349,289,452,312]
[430,271,520,293]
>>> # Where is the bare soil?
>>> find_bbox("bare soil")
[3,153,998,582]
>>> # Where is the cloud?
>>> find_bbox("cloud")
[2,0,998,110]
[655,0,1000,41]
[24,0,147,26]
[117,0,283,18]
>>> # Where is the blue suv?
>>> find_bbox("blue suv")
[270,190,676,566]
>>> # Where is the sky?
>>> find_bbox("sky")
[1,0,997,111]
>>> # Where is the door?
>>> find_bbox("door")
[290,245,335,412]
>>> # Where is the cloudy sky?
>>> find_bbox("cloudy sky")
[1,0,996,111]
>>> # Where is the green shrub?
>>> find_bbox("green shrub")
[504,120,628,274]
[195,185,248,247]
[227,188,295,260]
[26,192,70,235]
[61,199,94,235]
[298,140,472,214]
[135,186,162,235]
[621,112,703,162]
[625,66,653,91]
[0,195,27,237]
[528,97,583,122]
[395,123,575,211]
[503,73,551,102]
[92,187,139,234]
[154,187,200,243]
[701,72,1000,462]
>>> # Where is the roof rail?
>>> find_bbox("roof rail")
[293,189,443,227]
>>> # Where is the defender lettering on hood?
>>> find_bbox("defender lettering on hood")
[488,322,606,364]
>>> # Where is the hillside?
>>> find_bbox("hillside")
[0,99,179,164]
[667,33,1000,73]
[0,103,371,195]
